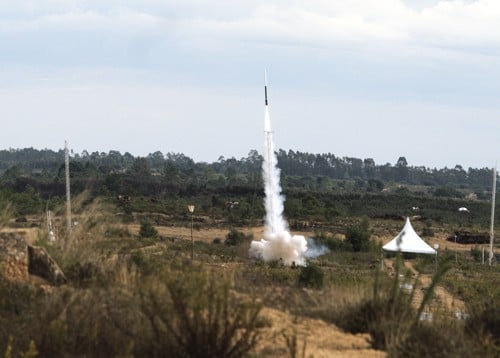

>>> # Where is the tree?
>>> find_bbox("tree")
[396,156,409,182]
[345,218,372,252]
[396,156,408,167]
[131,158,151,177]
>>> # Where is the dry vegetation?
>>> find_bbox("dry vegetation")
[1,196,499,357]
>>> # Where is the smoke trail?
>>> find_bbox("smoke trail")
[304,238,330,259]
[249,104,309,266]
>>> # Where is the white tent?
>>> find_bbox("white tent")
[383,217,436,255]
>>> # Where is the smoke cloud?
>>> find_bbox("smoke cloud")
[304,238,330,259]
[249,105,309,266]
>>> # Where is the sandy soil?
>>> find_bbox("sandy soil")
[384,258,465,316]
[0,227,40,245]
[3,222,469,357]
[255,306,385,358]
[129,224,311,244]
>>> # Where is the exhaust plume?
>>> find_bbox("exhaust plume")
[249,75,310,266]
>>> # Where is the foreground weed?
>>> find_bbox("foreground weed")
[137,266,263,358]
[282,324,307,358]
[328,254,453,353]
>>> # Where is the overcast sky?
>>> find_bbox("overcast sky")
[1,0,499,169]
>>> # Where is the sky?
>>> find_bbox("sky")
[0,0,499,169]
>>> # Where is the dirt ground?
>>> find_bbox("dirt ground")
[255,306,385,357]
[130,224,312,244]
[3,222,473,357]
[384,258,465,317]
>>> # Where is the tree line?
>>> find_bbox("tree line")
[0,148,495,190]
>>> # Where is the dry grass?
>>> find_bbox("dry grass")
[2,197,498,357]
[255,306,385,358]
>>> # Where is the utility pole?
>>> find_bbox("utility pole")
[489,167,497,266]
[188,205,195,260]
[65,141,72,234]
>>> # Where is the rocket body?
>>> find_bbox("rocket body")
[249,72,309,266]
[264,71,272,133]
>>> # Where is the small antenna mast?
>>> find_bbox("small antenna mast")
[489,166,497,265]
[65,140,72,234]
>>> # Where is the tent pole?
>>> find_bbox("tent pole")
[435,251,438,272]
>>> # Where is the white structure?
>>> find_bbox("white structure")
[47,210,56,241]
[383,217,436,255]
[489,167,496,266]
[65,141,72,233]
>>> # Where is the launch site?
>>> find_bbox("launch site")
[1,1,499,357]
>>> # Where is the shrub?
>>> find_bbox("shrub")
[465,300,500,349]
[421,221,434,237]
[330,255,452,351]
[0,202,13,227]
[345,218,371,252]
[138,267,263,357]
[104,225,131,238]
[225,229,252,246]
[397,322,466,357]
[470,246,482,262]
[139,222,158,239]
[314,232,348,251]
[298,262,324,289]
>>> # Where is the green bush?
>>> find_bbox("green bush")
[139,222,158,239]
[298,262,324,289]
[314,232,349,251]
[421,221,434,237]
[470,246,483,262]
[330,256,453,351]
[345,217,372,252]
[225,229,252,246]
[465,300,500,349]
[138,267,263,357]
[397,322,466,357]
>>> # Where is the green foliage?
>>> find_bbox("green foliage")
[465,300,500,351]
[129,251,154,275]
[433,186,464,198]
[138,267,263,358]
[328,255,453,352]
[104,225,131,238]
[470,246,483,262]
[139,222,158,239]
[421,220,434,237]
[298,262,324,289]
[0,202,13,227]
[345,217,372,252]
[225,229,252,246]
[1,265,263,357]
[396,322,467,357]
[314,232,349,251]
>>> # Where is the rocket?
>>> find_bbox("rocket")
[264,71,272,133]
[264,70,268,106]
[263,70,274,230]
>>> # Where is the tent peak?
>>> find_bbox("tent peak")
[383,217,436,255]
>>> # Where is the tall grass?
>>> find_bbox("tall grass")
[307,254,454,353]
[1,264,264,357]
[137,267,263,358]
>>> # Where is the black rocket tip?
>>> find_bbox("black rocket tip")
[264,70,268,106]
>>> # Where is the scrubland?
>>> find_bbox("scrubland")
[1,197,499,357]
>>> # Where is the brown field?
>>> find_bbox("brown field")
[2,211,490,357]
